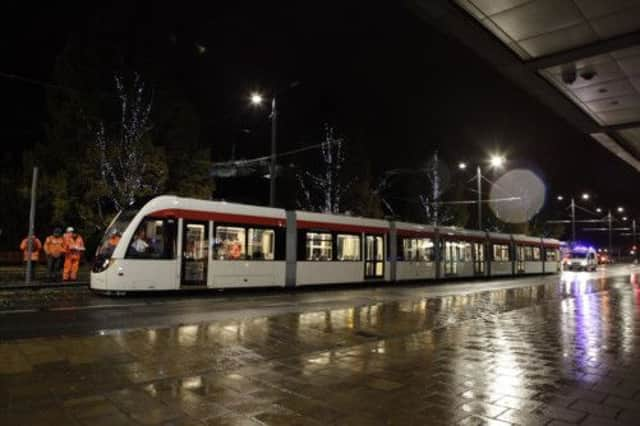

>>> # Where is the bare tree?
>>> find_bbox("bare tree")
[95,74,167,211]
[419,151,453,226]
[297,124,350,213]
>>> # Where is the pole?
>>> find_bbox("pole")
[633,219,637,263]
[608,210,613,257]
[477,165,482,230]
[26,166,38,284]
[571,197,576,244]
[269,96,277,207]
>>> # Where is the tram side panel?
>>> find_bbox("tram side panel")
[207,218,287,288]
[543,241,561,273]
[295,212,390,286]
[394,225,438,282]
[489,235,513,277]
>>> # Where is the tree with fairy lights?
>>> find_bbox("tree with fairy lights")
[297,124,350,214]
[419,151,453,226]
[94,74,168,211]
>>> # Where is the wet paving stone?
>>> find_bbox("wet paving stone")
[3,268,640,423]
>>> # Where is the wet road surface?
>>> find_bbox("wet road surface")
[2,265,640,424]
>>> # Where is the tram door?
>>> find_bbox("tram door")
[516,246,526,274]
[473,242,485,276]
[181,221,209,286]
[365,235,384,279]
[443,241,458,276]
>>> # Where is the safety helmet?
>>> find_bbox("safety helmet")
[66,227,74,233]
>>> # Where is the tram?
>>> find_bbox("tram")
[91,196,561,293]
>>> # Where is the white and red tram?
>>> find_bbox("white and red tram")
[91,196,560,293]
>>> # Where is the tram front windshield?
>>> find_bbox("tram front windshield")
[96,209,138,257]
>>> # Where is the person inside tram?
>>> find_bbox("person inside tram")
[130,228,149,254]
[229,237,242,259]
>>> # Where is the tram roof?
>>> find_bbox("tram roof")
[143,196,287,219]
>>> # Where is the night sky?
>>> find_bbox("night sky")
[3,1,640,242]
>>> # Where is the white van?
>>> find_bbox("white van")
[562,246,597,272]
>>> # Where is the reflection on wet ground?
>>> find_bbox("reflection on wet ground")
[2,268,640,424]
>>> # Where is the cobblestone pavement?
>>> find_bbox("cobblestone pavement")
[2,268,640,425]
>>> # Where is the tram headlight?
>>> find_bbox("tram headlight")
[92,257,115,273]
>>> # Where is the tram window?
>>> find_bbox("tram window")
[546,249,559,261]
[401,238,434,262]
[532,247,541,261]
[444,241,472,262]
[126,218,176,259]
[523,246,541,261]
[306,232,332,261]
[461,242,472,262]
[247,228,275,260]
[493,244,510,261]
[417,239,434,261]
[402,239,417,261]
[337,234,361,261]
[214,226,246,260]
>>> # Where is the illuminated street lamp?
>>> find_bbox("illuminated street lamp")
[489,154,505,169]
[250,91,278,207]
[617,206,625,213]
[557,193,590,244]
[248,82,300,206]
[468,154,506,231]
[596,207,602,213]
[458,162,467,170]
[250,92,263,105]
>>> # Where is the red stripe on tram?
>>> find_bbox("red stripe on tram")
[396,229,436,238]
[297,220,388,234]
[440,234,486,242]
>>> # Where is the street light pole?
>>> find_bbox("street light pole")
[477,165,482,231]
[633,218,637,262]
[608,210,613,256]
[269,96,277,207]
[570,197,576,244]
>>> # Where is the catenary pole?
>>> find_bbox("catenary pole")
[269,96,277,207]
[571,197,576,244]
[608,210,613,257]
[25,166,38,284]
[477,166,482,230]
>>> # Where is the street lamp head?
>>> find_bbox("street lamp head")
[623,216,628,221]
[458,162,467,170]
[596,207,602,213]
[581,193,590,200]
[489,154,505,169]
[557,195,564,201]
[617,206,624,213]
[250,92,264,106]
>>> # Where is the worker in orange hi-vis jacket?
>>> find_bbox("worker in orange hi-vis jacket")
[19,234,42,281]
[44,227,65,281]
[63,227,85,281]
